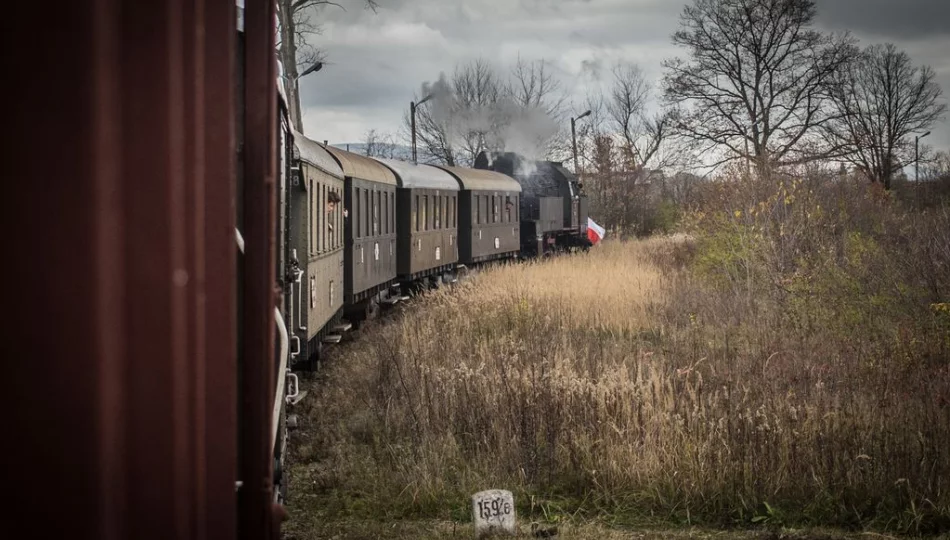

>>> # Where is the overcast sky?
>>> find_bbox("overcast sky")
[299,0,950,157]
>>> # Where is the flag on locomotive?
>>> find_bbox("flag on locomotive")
[587,218,606,245]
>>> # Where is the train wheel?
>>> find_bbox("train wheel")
[305,340,323,372]
[363,297,380,322]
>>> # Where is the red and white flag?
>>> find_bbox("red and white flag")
[587,217,605,245]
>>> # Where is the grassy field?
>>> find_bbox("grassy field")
[284,235,950,539]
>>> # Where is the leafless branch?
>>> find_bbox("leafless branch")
[827,43,947,188]
[663,0,858,177]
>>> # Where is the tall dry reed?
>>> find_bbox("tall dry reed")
[287,236,950,535]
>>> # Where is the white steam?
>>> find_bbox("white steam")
[418,73,559,168]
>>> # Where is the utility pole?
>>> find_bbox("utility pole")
[411,94,434,164]
[571,110,592,174]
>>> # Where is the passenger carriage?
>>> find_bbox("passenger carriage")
[323,146,399,322]
[288,132,346,369]
[434,165,522,265]
[376,158,461,289]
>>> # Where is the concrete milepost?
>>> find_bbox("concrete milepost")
[472,489,516,537]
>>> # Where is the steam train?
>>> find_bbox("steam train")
[264,82,592,501]
[277,125,592,369]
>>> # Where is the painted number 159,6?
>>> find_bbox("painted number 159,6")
[477,498,512,520]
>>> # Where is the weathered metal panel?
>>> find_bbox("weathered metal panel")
[396,188,459,278]
[434,165,522,193]
[239,1,278,539]
[377,158,460,191]
[325,146,398,186]
[292,163,345,346]
[344,179,398,302]
[537,197,564,233]
[7,1,250,540]
[292,130,343,179]
[457,191,520,264]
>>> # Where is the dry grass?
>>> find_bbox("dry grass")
[285,234,950,539]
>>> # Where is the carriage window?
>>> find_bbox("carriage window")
[308,180,314,255]
[383,190,389,235]
[331,187,337,249]
[435,195,440,229]
[355,188,361,238]
[483,195,489,224]
[313,182,326,253]
[319,183,324,251]
[475,195,480,224]
[364,189,370,238]
[326,184,332,251]
[414,195,420,232]
[390,192,395,233]
[452,196,457,228]
[423,195,429,231]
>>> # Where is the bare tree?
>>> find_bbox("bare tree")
[453,59,504,164]
[363,129,398,159]
[607,63,678,173]
[828,43,947,189]
[506,56,570,161]
[277,0,378,132]
[508,56,567,118]
[407,58,564,167]
[663,0,856,177]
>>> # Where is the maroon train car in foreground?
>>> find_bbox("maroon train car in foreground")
[7,1,289,539]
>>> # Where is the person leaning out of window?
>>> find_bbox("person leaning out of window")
[327,191,344,232]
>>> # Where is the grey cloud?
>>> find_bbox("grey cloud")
[297,0,949,151]
[815,0,950,39]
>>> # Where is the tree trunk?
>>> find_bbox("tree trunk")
[278,0,304,132]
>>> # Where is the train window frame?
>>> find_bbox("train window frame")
[364,189,370,239]
[318,182,324,252]
[446,196,452,230]
[475,194,480,225]
[414,195,419,232]
[308,178,314,255]
[383,189,389,235]
[355,187,361,238]
[317,181,326,254]
[423,195,429,231]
